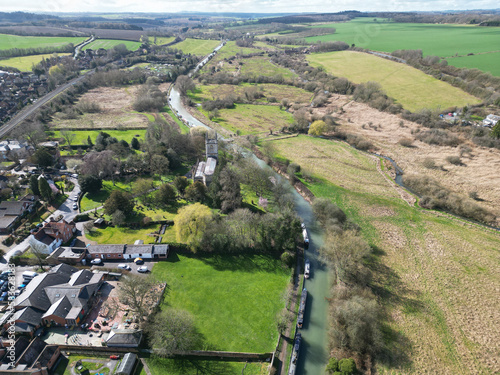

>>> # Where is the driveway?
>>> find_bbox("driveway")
[0,177,81,270]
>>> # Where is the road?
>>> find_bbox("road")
[0,72,94,138]
[74,36,95,59]
[0,177,81,268]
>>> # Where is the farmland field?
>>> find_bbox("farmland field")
[307,51,481,111]
[171,38,220,56]
[201,103,294,135]
[0,34,86,51]
[305,18,500,58]
[447,51,500,77]
[152,254,290,352]
[0,53,71,71]
[82,39,141,51]
[271,135,500,375]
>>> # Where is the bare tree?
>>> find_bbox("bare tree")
[60,130,76,148]
[13,121,45,150]
[118,274,161,321]
[176,75,195,96]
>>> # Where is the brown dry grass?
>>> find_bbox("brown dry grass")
[271,134,500,375]
[50,85,150,129]
[315,95,500,221]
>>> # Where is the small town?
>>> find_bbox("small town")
[0,5,498,375]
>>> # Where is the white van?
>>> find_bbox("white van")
[22,271,38,281]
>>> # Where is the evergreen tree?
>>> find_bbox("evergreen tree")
[38,176,52,201]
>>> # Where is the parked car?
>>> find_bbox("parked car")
[72,203,78,210]
[90,258,102,265]
[109,355,120,360]
[137,266,149,273]
[0,292,7,301]
[118,264,131,271]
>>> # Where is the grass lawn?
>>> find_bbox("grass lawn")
[82,39,141,51]
[50,129,147,146]
[239,56,297,79]
[271,135,500,374]
[145,356,267,375]
[172,38,220,56]
[0,34,86,50]
[447,51,500,77]
[307,51,481,111]
[0,53,71,71]
[86,224,161,244]
[152,253,290,353]
[204,104,294,135]
[163,107,190,134]
[53,355,113,375]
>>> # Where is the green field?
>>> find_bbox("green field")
[0,53,71,71]
[82,39,142,51]
[214,41,262,61]
[271,135,500,374]
[0,34,87,51]
[307,51,481,111]
[172,38,220,56]
[189,83,312,105]
[203,103,294,135]
[86,224,161,244]
[447,51,500,77]
[305,18,500,58]
[153,36,176,45]
[51,129,146,145]
[152,253,290,352]
[301,18,500,75]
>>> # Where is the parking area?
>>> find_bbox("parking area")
[90,259,157,274]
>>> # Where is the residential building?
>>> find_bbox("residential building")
[29,220,76,254]
[0,195,37,234]
[115,353,137,375]
[46,247,87,265]
[106,329,142,348]
[0,337,60,374]
[88,244,169,260]
[9,264,104,333]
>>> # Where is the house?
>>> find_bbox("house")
[105,329,142,348]
[483,114,500,127]
[87,244,125,260]
[46,247,87,265]
[88,244,169,260]
[115,353,137,375]
[0,337,60,374]
[29,220,76,254]
[11,264,104,331]
[0,140,32,160]
[0,196,37,234]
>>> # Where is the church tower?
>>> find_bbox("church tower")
[206,130,218,159]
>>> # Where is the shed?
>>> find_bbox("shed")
[115,353,137,375]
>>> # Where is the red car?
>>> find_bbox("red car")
[109,355,120,360]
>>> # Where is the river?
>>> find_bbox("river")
[169,45,331,374]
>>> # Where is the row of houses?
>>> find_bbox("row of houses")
[47,243,169,264]
[0,71,48,122]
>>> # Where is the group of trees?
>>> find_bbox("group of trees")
[314,197,384,364]
[133,77,167,112]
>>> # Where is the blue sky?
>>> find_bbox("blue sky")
[3,0,499,14]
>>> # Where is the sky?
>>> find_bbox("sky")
[2,0,499,14]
